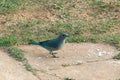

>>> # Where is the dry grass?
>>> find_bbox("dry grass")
[0,0,120,49]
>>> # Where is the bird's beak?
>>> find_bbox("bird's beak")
[66,34,69,37]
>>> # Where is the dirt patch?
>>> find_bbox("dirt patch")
[19,43,120,80]
[0,43,119,80]
[0,49,39,80]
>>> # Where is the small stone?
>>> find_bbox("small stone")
[98,52,102,57]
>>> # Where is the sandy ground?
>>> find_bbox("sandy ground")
[0,49,39,80]
[0,43,120,80]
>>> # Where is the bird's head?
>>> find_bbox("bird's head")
[58,33,69,40]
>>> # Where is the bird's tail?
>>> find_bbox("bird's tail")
[29,42,39,45]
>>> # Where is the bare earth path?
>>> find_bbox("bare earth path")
[0,49,39,80]
[0,43,120,80]
[20,43,120,80]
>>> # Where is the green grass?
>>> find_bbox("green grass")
[0,0,119,55]
[0,0,29,13]
[88,0,120,18]
[24,63,33,71]
[91,0,113,11]
[1,18,120,49]
[64,77,75,80]
[113,53,120,60]
[0,0,120,79]
[116,78,120,80]
[7,46,26,61]
[0,34,18,47]
[62,64,70,67]
[103,34,120,50]
[7,46,33,71]
[90,0,120,13]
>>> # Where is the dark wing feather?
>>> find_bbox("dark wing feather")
[39,39,60,50]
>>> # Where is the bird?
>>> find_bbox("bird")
[29,33,69,58]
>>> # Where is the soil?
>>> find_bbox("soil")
[0,49,38,80]
[0,43,120,80]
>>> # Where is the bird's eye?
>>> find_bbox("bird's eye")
[62,35,65,36]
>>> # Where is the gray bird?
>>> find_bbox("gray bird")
[29,33,69,58]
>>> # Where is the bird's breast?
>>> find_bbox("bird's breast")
[55,40,65,50]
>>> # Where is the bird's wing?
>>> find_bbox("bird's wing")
[39,39,60,49]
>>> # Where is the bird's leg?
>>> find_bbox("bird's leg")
[50,51,58,58]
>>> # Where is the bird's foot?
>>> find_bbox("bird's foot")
[50,51,59,58]
[52,55,59,58]
[53,52,57,54]
[51,53,59,58]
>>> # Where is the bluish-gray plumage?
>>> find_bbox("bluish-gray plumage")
[29,33,69,58]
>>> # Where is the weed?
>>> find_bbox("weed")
[0,0,28,13]
[2,19,46,44]
[103,34,120,49]
[7,46,26,61]
[62,64,70,67]
[113,53,120,60]
[7,46,34,72]
[0,0,120,50]
[87,35,100,43]
[116,78,120,80]
[60,12,71,18]
[0,35,18,47]
[67,36,86,43]
[53,3,63,10]
[90,19,119,34]
[90,0,113,12]
[24,63,33,71]
[64,77,75,80]
[1,17,120,50]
